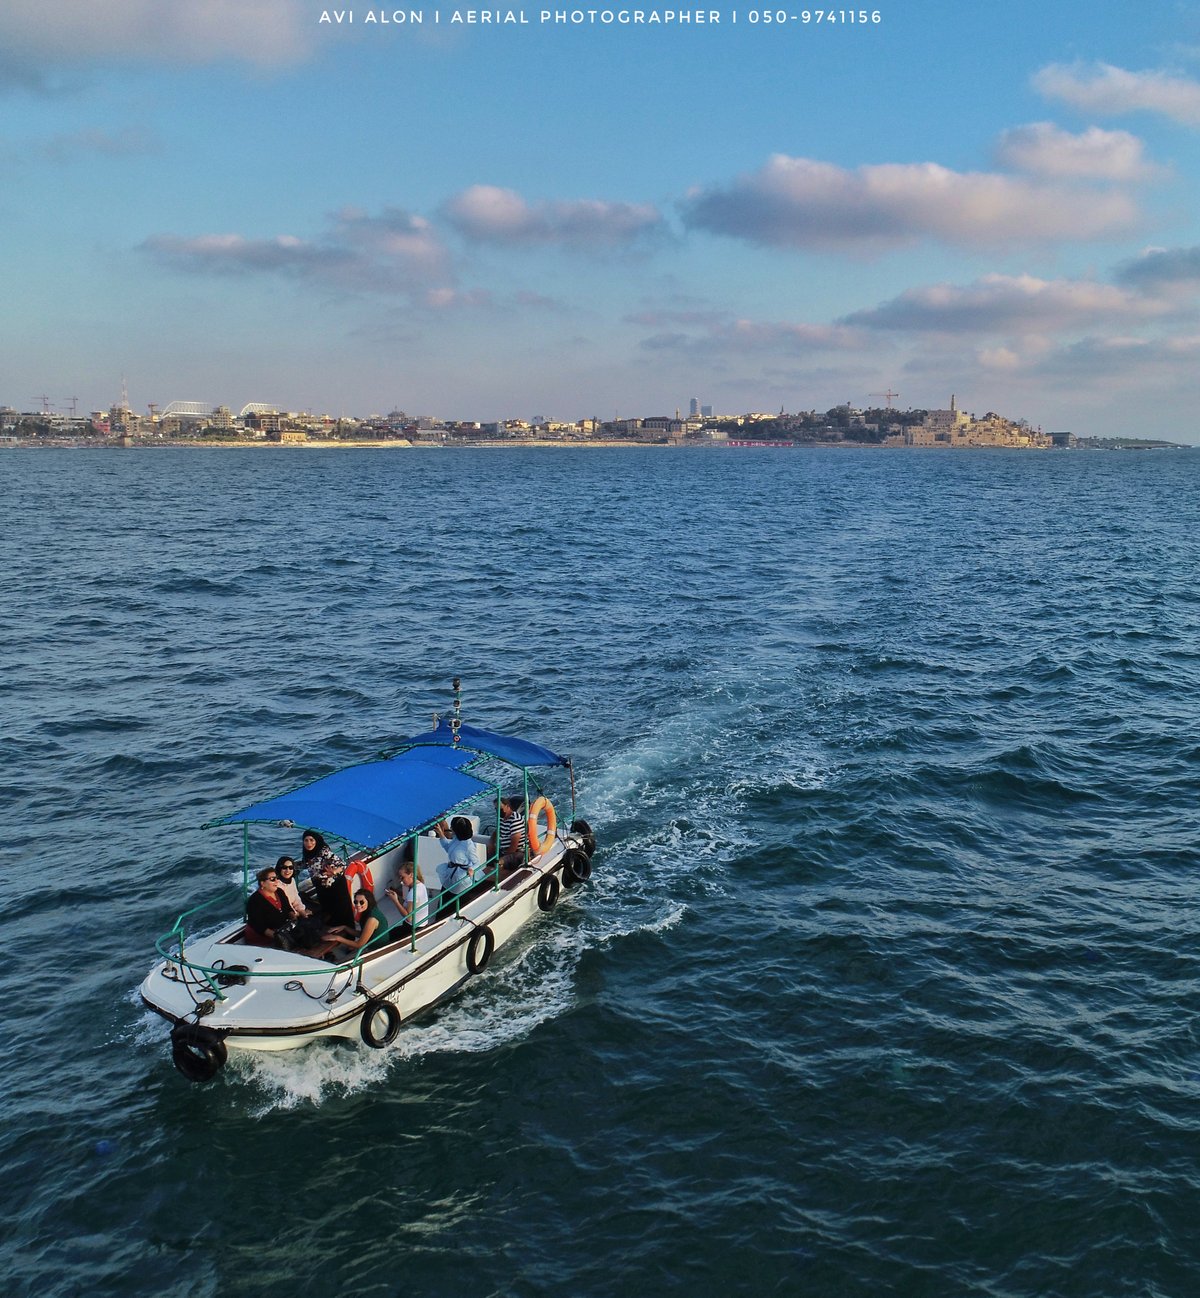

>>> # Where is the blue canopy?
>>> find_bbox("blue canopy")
[399,719,568,769]
[211,750,495,850]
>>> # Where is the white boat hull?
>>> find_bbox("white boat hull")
[142,841,585,1061]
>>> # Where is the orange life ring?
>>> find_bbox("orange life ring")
[526,796,557,856]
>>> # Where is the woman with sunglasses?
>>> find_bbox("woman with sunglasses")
[274,856,314,919]
[244,866,298,947]
[324,887,390,959]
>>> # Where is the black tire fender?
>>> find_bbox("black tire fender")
[537,874,561,912]
[466,925,494,975]
[170,1022,228,1084]
[360,997,401,1048]
[569,819,597,858]
[562,848,593,886]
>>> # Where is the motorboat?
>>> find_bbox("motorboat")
[140,705,595,1082]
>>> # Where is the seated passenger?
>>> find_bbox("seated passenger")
[244,866,297,947]
[301,829,355,928]
[246,864,334,955]
[301,829,344,885]
[487,795,526,875]
[324,887,390,958]
[434,816,485,894]
[386,862,430,930]
[275,856,314,919]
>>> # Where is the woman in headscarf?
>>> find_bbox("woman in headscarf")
[300,829,355,928]
[274,856,314,919]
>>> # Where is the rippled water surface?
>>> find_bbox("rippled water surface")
[3,445,1200,1297]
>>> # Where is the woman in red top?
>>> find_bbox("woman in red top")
[244,866,295,946]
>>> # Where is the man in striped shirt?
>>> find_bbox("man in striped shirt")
[489,794,526,875]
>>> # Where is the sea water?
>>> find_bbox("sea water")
[2,445,1199,1296]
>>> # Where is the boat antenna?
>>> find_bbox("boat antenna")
[451,676,462,745]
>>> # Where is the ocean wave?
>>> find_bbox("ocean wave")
[7,448,1200,1296]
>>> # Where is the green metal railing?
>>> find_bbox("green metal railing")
[153,849,511,998]
[155,760,564,999]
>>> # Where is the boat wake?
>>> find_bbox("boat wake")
[234,918,594,1110]
[145,678,823,1109]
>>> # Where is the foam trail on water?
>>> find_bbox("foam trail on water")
[276,683,804,1102]
[236,923,587,1111]
[238,1042,392,1112]
[137,677,816,1109]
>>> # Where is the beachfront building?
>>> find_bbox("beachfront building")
[109,402,140,434]
[245,409,282,434]
[642,416,681,435]
[535,421,576,439]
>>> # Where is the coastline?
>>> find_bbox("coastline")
[1,437,1188,452]
[3,437,677,450]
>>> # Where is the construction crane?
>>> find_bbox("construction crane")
[869,390,901,408]
[34,394,51,415]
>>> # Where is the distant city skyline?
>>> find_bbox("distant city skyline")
[4,387,1085,454]
[0,388,1004,428]
[6,3,1200,440]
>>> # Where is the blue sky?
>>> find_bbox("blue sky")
[5,0,1200,437]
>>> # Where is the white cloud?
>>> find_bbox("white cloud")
[911,330,1200,395]
[976,346,1023,371]
[681,154,1139,252]
[723,319,867,351]
[1034,62,1200,126]
[443,184,665,250]
[0,0,309,75]
[142,208,452,297]
[331,207,449,279]
[843,273,1170,334]
[1031,333,1200,385]
[1116,245,1200,289]
[424,287,493,310]
[995,122,1157,181]
[626,307,731,329]
[639,316,868,359]
[141,232,333,274]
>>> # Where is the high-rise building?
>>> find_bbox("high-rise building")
[689,397,700,416]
